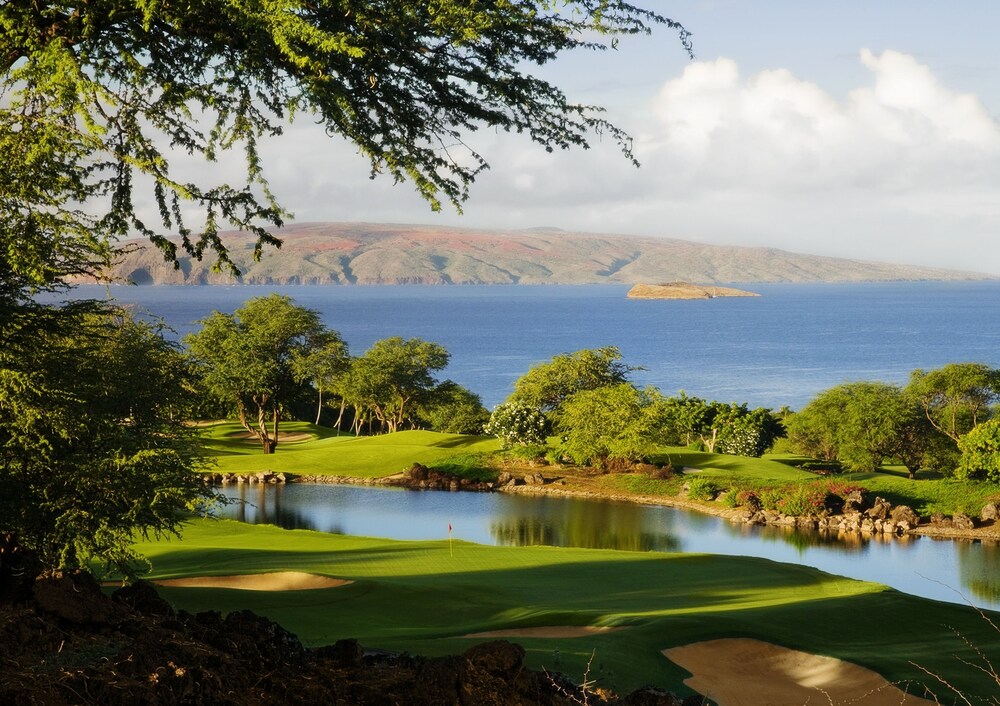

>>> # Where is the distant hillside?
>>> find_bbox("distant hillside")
[97,222,990,285]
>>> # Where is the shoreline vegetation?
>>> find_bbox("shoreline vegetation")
[198,422,1000,544]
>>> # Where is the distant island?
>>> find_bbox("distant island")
[90,222,993,285]
[626,283,761,300]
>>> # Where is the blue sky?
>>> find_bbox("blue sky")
[173,2,1000,275]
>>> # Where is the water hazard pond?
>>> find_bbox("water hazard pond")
[216,483,1000,612]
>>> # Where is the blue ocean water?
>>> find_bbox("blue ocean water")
[59,281,1000,410]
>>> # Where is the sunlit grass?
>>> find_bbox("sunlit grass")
[198,422,500,478]
[136,518,1000,698]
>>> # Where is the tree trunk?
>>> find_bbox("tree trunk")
[314,386,323,426]
[271,407,280,453]
[334,400,347,435]
[255,401,274,454]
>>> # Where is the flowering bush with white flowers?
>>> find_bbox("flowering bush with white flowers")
[484,403,549,448]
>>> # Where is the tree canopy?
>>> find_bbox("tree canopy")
[660,393,783,457]
[508,346,636,413]
[786,381,921,474]
[186,294,335,453]
[2,1,689,288]
[906,363,1000,443]
[0,303,210,577]
[557,383,665,468]
[339,337,450,434]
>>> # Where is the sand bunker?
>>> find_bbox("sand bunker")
[462,626,623,639]
[153,571,351,592]
[664,638,935,706]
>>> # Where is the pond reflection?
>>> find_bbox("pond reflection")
[956,540,1000,603]
[489,498,680,552]
[215,483,1000,612]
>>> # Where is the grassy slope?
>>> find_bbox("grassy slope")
[139,519,999,699]
[627,447,1000,516]
[199,422,500,478]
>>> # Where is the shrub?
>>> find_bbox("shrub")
[686,477,719,501]
[729,489,762,511]
[505,443,549,462]
[775,484,830,517]
[484,403,548,448]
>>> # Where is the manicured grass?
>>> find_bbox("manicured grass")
[136,518,1000,699]
[616,445,1000,517]
[198,422,500,478]
[653,448,817,482]
[838,474,1000,516]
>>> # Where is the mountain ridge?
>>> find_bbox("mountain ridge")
[96,222,992,285]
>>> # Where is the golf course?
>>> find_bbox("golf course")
[121,423,1000,702]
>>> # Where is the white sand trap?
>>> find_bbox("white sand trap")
[154,571,351,591]
[462,626,623,639]
[664,639,935,706]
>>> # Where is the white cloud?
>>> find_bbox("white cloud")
[167,49,1000,274]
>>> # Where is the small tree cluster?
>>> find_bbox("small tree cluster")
[484,403,549,448]
[557,384,665,468]
[957,419,1000,482]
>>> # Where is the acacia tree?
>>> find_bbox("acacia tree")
[418,381,489,435]
[186,294,333,453]
[906,363,1000,443]
[341,337,450,434]
[508,346,637,414]
[1,1,690,286]
[557,384,665,469]
[787,382,920,473]
[291,333,350,425]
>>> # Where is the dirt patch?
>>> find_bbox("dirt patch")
[663,638,936,706]
[153,571,350,591]
[462,626,623,639]
[228,430,314,442]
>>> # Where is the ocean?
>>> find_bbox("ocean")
[56,280,1000,410]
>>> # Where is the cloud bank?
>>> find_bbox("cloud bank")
[222,50,1000,274]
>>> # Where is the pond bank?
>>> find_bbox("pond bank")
[205,465,1000,544]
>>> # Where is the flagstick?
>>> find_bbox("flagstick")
[448,523,453,557]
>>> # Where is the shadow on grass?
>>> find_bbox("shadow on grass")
[142,539,1000,699]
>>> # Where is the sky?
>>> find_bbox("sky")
[227,1,1000,275]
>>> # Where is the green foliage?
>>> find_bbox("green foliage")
[786,381,921,473]
[660,393,783,456]
[186,294,335,453]
[685,477,719,501]
[907,363,1000,443]
[772,485,830,517]
[340,337,450,434]
[417,381,489,435]
[484,402,549,448]
[957,419,1000,482]
[426,453,497,483]
[0,302,210,577]
[290,332,349,425]
[1,0,689,288]
[503,443,550,462]
[508,346,636,413]
[556,384,664,467]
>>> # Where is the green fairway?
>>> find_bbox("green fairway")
[137,518,1000,699]
[198,422,500,478]
[653,448,817,482]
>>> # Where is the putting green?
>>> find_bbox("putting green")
[136,518,999,699]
